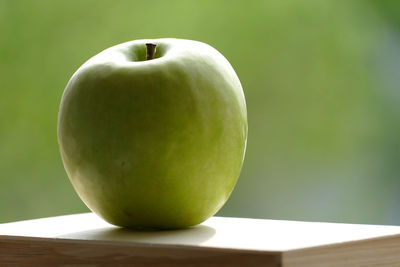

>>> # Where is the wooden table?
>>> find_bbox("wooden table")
[1,213,400,266]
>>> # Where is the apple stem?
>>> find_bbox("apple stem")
[146,43,157,60]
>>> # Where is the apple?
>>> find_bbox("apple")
[58,38,247,229]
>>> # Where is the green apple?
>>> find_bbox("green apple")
[58,38,247,229]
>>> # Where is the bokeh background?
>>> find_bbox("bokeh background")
[1,0,400,225]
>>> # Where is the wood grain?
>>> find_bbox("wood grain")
[283,235,400,267]
[0,236,279,266]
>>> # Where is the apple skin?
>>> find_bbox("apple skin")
[58,38,247,229]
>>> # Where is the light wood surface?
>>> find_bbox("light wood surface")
[1,213,400,266]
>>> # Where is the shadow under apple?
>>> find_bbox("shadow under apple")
[57,224,216,246]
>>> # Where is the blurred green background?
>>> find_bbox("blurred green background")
[1,0,400,225]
